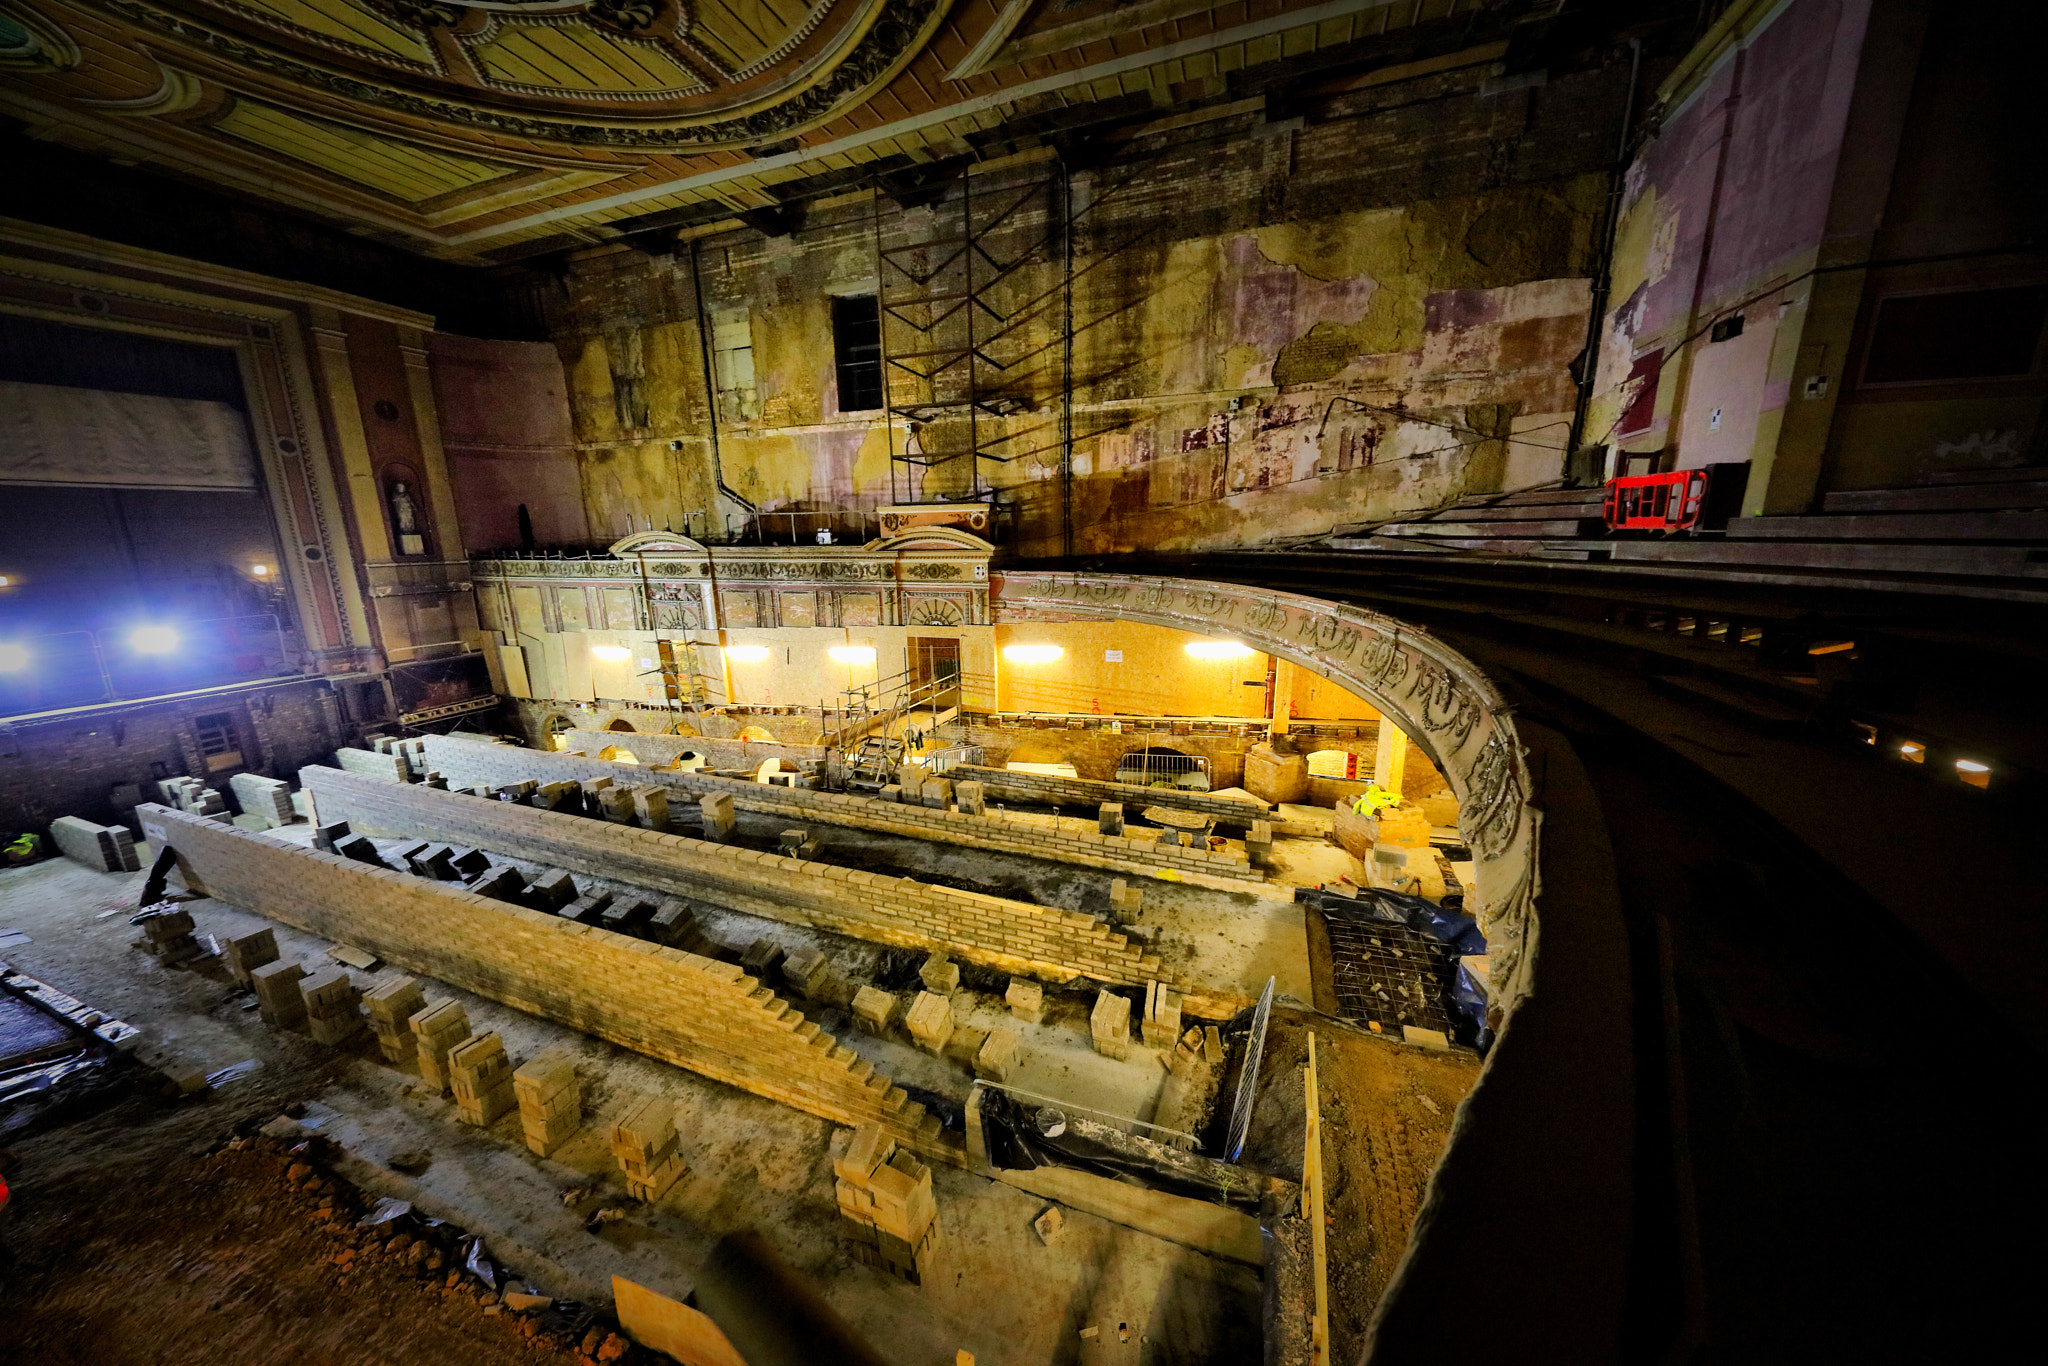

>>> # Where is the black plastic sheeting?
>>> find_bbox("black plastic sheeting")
[978,1090,1263,1212]
[1303,885,1494,1053]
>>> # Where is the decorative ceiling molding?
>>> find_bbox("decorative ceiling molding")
[0,0,82,69]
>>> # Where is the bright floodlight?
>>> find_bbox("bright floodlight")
[725,644,770,663]
[1003,644,1063,664]
[828,645,877,666]
[130,625,179,654]
[1184,639,1253,660]
[0,642,28,672]
[1956,759,1989,773]
[251,564,269,576]
[590,645,631,663]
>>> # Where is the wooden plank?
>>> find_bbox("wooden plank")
[1726,511,2048,541]
[612,1276,747,1366]
[1306,1031,1328,1366]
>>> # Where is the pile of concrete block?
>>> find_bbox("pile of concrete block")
[1244,820,1275,869]
[1141,981,1183,1048]
[905,991,954,1055]
[1005,979,1043,1025]
[448,1032,515,1126]
[781,947,830,1000]
[514,1048,581,1157]
[954,780,985,816]
[364,975,426,1064]
[311,820,351,852]
[334,835,385,865]
[973,1027,1020,1083]
[611,1096,687,1202]
[698,792,735,841]
[1091,990,1131,1060]
[918,951,960,995]
[1109,879,1143,914]
[1099,802,1124,836]
[834,1123,939,1285]
[300,967,365,1046]
[50,816,141,873]
[410,999,470,1093]
[369,735,428,779]
[229,773,297,830]
[223,928,278,986]
[778,827,822,858]
[138,904,203,964]
[336,747,408,783]
[251,960,307,1029]
[156,776,229,819]
[852,986,896,1036]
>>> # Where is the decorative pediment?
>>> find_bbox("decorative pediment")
[609,529,709,557]
[864,526,994,553]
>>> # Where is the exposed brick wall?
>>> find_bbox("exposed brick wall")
[423,735,1255,884]
[946,765,1268,826]
[562,728,827,776]
[137,803,951,1160]
[0,678,344,833]
[301,766,1193,1001]
[950,716,1267,787]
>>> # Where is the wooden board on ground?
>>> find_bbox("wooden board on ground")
[612,1275,747,1366]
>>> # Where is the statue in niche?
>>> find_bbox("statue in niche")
[389,481,425,556]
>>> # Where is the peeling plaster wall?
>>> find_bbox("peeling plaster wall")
[539,56,1637,552]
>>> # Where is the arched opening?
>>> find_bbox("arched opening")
[540,714,574,752]
[599,745,638,765]
[1003,739,1078,779]
[736,725,776,743]
[753,757,790,784]
[667,722,700,737]
[667,750,706,772]
[1114,745,1209,790]
[603,718,636,732]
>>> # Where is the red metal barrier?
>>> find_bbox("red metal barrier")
[1603,468,1710,531]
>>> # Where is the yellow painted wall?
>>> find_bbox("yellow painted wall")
[994,621,1271,717]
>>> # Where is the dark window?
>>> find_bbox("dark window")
[1709,313,1745,343]
[1863,285,2048,384]
[831,295,883,412]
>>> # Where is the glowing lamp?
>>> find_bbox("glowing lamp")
[1956,759,1989,772]
[1003,644,1063,664]
[0,575,12,587]
[130,625,179,654]
[0,642,28,672]
[251,564,269,577]
[725,645,770,663]
[828,645,877,666]
[590,645,631,663]
[1184,639,1253,660]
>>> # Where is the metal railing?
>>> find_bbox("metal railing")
[1113,749,1212,789]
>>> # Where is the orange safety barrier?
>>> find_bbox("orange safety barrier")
[1603,468,1709,531]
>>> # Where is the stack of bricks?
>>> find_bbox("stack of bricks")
[833,1124,939,1285]
[363,975,426,1063]
[250,960,307,1029]
[1091,990,1132,1060]
[157,776,231,820]
[300,967,366,1046]
[138,905,204,964]
[410,999,471,1094]
[229,774,297,830]
[905,992,954,1055]
[610,1096,687,1201]
[1005,979,1043,1024]
[514,1049,581,1156]
[1141,980,1183,1048]
[448,1032,516,1126]
[852,986,896,1036]
[223,927,279,986]
[50,816,141,873]
[973,1027,1020,1082]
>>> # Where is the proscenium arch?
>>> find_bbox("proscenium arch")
[991,570,1539,1003]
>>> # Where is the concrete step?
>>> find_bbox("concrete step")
[1381,518,1595,539]
[1822,481,2048,514]
[1416,503,1603,525]
[1909,464,2048,486]
[1328,533,1595,560]
[1726,510,2048,541]
[1605,536,2048,577]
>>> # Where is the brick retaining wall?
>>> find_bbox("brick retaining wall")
[423,735,1256,886]
[136,804,948,1160]
[945,765,1269,826]
[300,766,1194,1001]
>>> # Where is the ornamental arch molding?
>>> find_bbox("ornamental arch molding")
[992,570,1541,1005]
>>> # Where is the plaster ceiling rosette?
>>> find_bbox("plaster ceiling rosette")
[70,0,947,147]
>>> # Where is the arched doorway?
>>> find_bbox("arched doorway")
[599,745,639,765]
[603,718,636,732]
[736,724,776,743]
[540,714,574,752]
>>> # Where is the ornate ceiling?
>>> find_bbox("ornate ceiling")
[0,0,1432,262]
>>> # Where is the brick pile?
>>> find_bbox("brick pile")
[834,1124,939,1285]
[448,1032,515,1126]
[364,975,426,1063]
[421,735,1259,887]
[229,773,297,829]
[156,776,230,819]
[410,998,470,1094]
[514,1049,580,1156]
[611,1096,686,1201]
[1091,990,1131,1060]
[251,960,307,1029]
[1142,980,1183,1047]
[224,927,279,985]
[302,766,1189,998]
[49,816,141,873]
[335,747,409,782]
[300,967,365,1046]
[139,904,203,964]
[140,804,947,1161]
